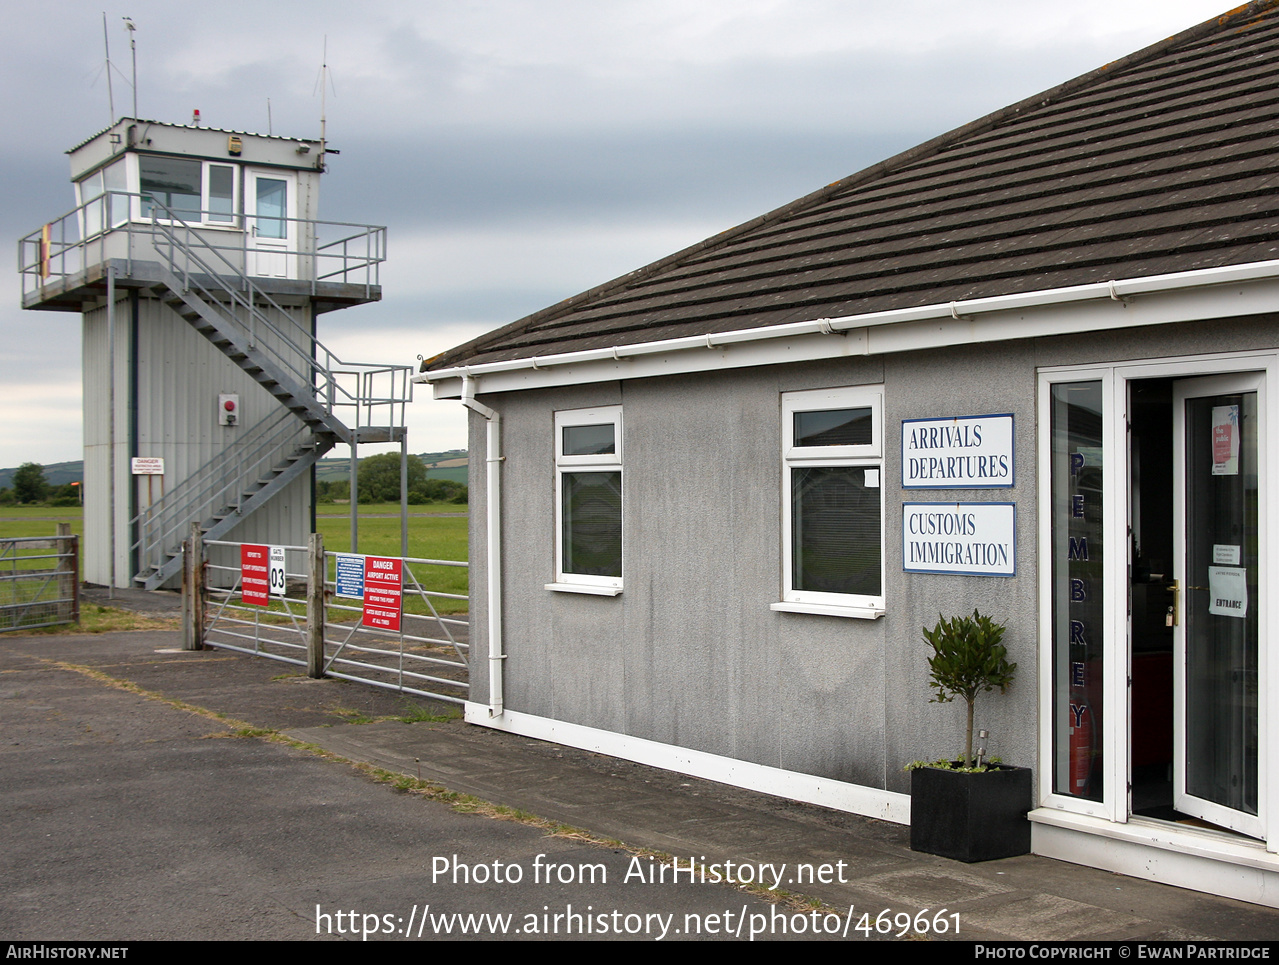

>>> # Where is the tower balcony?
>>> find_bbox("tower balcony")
[18,192,385,315]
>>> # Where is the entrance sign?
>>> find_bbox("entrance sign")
[240,544,270,606]
[362,556,403,631]
[335,553,365,599]
[1208,565,1248,618]
[268,545,286,596]
[901,414,1014,488]
[902,502,1015,576]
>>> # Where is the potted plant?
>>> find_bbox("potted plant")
[908,609,1031,862]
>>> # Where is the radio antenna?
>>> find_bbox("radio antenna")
[102,12,116,124]
[123,16,137,119]
[319,37,329,164]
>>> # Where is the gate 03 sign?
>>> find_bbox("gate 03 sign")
[362,556,403,631]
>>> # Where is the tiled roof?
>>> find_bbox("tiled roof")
[426,1,1279,371]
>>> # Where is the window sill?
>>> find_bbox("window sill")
[546,583,623,597]
[770,601,884,620]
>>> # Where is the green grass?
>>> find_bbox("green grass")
[0,507,84,540]
[317,511,468,616]
[0,506,470,616]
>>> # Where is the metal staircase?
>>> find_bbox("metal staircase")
[125,204,409,590]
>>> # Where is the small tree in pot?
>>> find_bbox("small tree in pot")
[910,609,1029,862]
[924,609,1016,768]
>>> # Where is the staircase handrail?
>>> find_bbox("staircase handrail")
[145,201,410,430]
[129,409,311,577]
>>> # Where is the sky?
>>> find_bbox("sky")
[0,0,1238,469]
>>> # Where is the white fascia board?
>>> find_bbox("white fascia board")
[466,703,911,825]
[421,261,1279,398]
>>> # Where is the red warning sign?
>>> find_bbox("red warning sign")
[362,556,403,631]
[241,543,270,606]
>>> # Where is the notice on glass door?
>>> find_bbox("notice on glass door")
[1211,405,1240,475]
[1208,565,1248,618]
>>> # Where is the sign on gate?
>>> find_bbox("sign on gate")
[241,544,270,606]
[335,553,365,599]
[269,546,287,596]
[362,555,403,631]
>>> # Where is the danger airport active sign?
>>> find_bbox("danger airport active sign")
[362,556,403,631]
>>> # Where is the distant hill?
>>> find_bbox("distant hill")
[0,460,83,491]
[0,450,468,491]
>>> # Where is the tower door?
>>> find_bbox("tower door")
[246,170,295,278]
[1172,373,1264,838]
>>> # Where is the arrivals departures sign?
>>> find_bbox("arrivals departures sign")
[241,544,270,606]
[362,556,403,631]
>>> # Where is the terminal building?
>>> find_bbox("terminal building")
[419,3,1279,905]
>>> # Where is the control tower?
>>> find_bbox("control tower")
[18,118,408,589]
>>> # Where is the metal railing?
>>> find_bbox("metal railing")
[18,193,409,440]
[322,552,469,703]
[193,535,468,705]
[129,410,315,580]
[19,191,386,299]
[1,534,79,633]
[18,193,411,586]
[145,203,410,439]
[202,540,312,663]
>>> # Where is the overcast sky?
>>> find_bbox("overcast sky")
[0,0,1236,469]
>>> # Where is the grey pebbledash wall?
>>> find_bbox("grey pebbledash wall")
[464,314,1279,799]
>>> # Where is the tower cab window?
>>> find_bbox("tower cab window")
[139,157,237,225]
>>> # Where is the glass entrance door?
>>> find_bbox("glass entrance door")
[1172,374,1264,838]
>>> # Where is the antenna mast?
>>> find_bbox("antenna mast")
[319,36,328,167]
[102,12,115,124]
[123,17,137,119]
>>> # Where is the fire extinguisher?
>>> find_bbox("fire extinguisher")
[1069,660,1093,795]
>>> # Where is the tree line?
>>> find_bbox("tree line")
[318,453,468,505]
[0,455,467,507]
[0,463,79,506]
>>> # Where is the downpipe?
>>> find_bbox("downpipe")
[461,376,504,717]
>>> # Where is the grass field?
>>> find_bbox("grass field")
[317,509,469,615]
[0,505,470,616]
[0,507,84,540]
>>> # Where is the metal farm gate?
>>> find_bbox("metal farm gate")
[0,530,79,633]
[189,530,468,705]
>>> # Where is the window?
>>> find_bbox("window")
[139,156,238,225]
[549,406,623,595]
[774,386,884,618]
[75,159,129,237]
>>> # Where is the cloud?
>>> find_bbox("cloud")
[0,0,1238,468]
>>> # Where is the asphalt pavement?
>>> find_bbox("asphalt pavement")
[3,613,1278,943]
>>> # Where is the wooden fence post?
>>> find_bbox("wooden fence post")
[184,522,205,651]
[307,531,326,679]
[56,522,78,626]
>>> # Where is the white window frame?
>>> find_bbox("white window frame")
[548,405,623,596]
[773,385,885,619]
[74,158,130,238]
[134,155,241,228]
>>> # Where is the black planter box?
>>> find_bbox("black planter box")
[909,764,1032,862]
